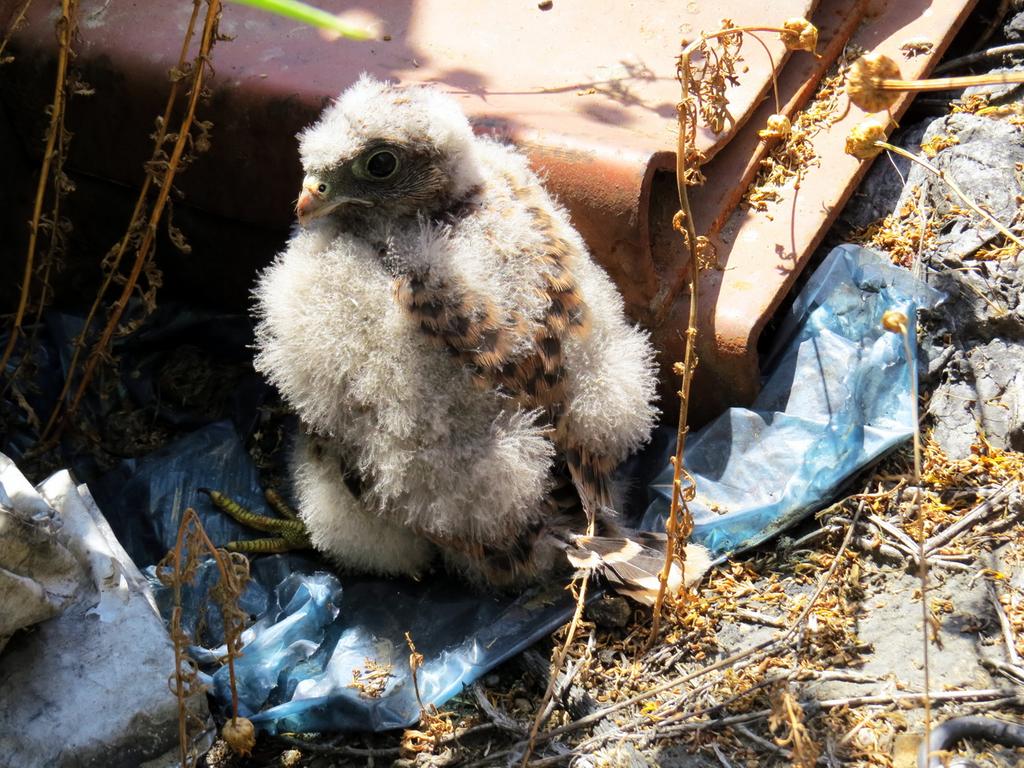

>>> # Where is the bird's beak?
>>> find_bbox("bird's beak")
[296,179,323,226]
[296,175,373,226]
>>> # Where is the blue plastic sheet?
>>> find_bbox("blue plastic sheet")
[93,422,574,734]
[643,244,942,554]
[71,243,940,735]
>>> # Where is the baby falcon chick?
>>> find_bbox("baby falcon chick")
[247,76,708,598]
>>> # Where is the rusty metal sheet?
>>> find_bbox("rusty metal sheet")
[1,0,813,318]
[651,0,977,420]
[0,0,978,422]
[688,0,867,237]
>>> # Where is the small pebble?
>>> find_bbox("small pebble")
[538,0,553,9]
[585,595,631,628]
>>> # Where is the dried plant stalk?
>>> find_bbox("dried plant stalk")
[768,683,820,768]
[157,507,252,764]
[41,0,222,442]
[882,310,932,750]
[646,187,699,645]
[848,52,1024,113]
[405,631,427,717]
[881,71,1024,91]
[0,0,78,376]
[521,576,592,765]
[647,18,822,644]
[0,0,34,64]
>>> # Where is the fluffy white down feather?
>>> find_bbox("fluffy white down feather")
[254,76,661,579]
[291,432,434,577]
[300,74,483,200]
[255,227,556,550]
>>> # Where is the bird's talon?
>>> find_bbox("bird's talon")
[202,488,312,553]
[264,488,301,521]
[226,536,302,555]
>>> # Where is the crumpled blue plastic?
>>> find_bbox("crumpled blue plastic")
[89,242,940,735]
[96,422,574,734]
[643,243,942,554]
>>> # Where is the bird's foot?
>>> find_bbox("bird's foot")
[199,487,312,554]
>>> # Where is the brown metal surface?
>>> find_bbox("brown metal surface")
[688,0,867,237]
[1,0,812,319]
[0,0,976,421]
[651,0,978,419]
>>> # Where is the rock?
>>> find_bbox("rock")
[585,595,633,628]
[852,567,1000,694]
[895,112,1024,263]
[0,456,87,652]
[889,110,1024,458]
[1004,11,1024,41]
[928,339,1024,456]
[0,456,210,767]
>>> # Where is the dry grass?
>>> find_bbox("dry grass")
[848,189,941,267]
[743,46,863,211]
[349,659,396,699]
[329,437,1020,768]
[157,508,253,765]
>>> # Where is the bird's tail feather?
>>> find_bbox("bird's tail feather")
[565,446,617,530]
[563,532,711,606]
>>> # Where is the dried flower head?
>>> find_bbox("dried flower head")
[882,309,908,334]
[845,120,887,159]
[847,52,901,113]
[222,716,256,756]
[920,133,959,158]
[759,113,792,140]
[780,17,818,54]
[695,235,717,270]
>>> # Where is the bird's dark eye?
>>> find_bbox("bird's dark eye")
[365,149,399,180]
[317,183,328,194]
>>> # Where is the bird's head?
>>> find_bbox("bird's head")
[295,76,483,226]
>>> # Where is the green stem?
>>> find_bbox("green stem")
[225,0,373,39]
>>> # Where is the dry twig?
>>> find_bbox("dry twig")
[41,0,223,443]
[647,18,821,642]
[0,0,79,376]
[0,0,34,63]
[156,508,252,764]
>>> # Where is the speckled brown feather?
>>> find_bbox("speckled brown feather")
[399,198,615,565]
[397,199,588,417]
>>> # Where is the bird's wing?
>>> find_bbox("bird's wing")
[396,200,615,523]
[565,535,712,605]
[395,214,586,412]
